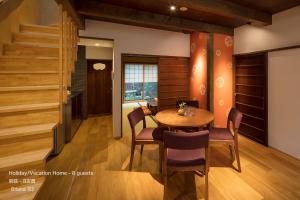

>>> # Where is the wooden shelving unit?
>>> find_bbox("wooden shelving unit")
[234,53,268,146]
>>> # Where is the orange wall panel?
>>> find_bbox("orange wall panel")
[190,32,208,109]
[213,33,233,127]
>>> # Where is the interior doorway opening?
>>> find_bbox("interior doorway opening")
[78,37,114,117]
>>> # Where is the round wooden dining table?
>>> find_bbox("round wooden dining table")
[155,108,214,128]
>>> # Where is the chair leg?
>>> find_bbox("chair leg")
[205,168,209,200]
[140,144,144,155]
[229,144,235,162]
[163,165,167,187]
[129,144,135,171]
[159,144,163,173]
[234,142,241,172]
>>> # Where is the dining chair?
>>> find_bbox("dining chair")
[209,108,243,172]
[127,107,163,171]
[176,100,199,108]
[163,130,209,200]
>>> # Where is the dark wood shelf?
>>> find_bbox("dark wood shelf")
[236,74,264,77]
[236,101,264,110]
[240,122,264,132]
[242,113,265,121]
[234,53,268,146]
[238,130,264,145]
[236,84,264,88]
[235,92,264,99]
[236,64,264,67]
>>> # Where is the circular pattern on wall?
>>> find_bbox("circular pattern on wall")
[216,49,222,57]
[202,49,207,56]
[198,33,204,40]
[199,84,206,96]
[191,43,196,53]
[227,62,233,70]
[225,36,233,47]
[192,64,199,74]
[215,76,225,88]
[219,99,225,106]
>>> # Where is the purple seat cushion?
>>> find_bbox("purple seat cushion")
[136,128,155,141]
[209,128,234,141]
[167,148,205,167]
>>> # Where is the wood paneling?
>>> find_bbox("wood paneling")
[75,0,285,29]
[76,1,233,35]
[234,53,268,145]
[158,57,189,111]
[227,0,300,14]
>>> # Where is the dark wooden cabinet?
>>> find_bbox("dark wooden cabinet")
[65,92,83,142]
[234,53,268,146]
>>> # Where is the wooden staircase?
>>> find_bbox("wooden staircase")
[0,21,76,199]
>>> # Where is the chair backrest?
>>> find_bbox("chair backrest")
[227,108,243,131]
[176,100,199,108]
[164,130,209,150]
[127,107,146,135]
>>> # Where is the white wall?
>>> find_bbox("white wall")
[268,49,300,159]
[234,6,300,54]
[234,6,300,158]
[86,46,113,60]
[79,20,190,137]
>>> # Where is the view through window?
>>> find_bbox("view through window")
[124,63,158,101]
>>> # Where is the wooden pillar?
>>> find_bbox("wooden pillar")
[207,33,214,113]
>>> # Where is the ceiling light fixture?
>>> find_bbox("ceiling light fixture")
[170,5,176,11]
[95,43,100,46]
[179,6,188,12]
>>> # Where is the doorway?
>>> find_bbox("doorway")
[87,59,112,116]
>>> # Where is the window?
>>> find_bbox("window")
[124,63,158,102]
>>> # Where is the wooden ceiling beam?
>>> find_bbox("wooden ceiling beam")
[77,2,233,35]
[170,0,272,25]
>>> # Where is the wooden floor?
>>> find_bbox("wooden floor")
[36,115,300,200]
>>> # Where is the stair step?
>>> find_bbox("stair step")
[0,85,59,92]
[0,56,58,71]
[20,24,59,35]
[8,42,59,48]
[0,148,51,171]
[3,43,59,57]
[0,86,59,106]
[0,74,59,87]
[0,123,56,142]
[13,32,59,45]
[0,71,58,74]
[0,137,53,157]
[0,176,45,200]
[0,109,59,129]
[0,103,59,114]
